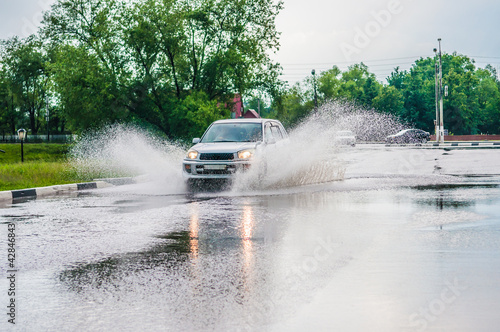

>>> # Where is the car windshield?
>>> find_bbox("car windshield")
[201,123,263,143]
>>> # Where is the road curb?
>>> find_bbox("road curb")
[0,177,141,205]
[385,142,500,149]
[429,142,500,148]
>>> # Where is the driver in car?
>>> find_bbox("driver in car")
[215,127,241,142]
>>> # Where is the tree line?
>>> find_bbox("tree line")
[277,57,500,135]
[1,0,283,139]
[1,0,499,139]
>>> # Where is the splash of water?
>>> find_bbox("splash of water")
[296,100,406,142]
[232,100,405,191]
[70,101,404,194]
[70,124,187,192]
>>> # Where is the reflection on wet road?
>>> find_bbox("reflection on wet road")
[1,147,500,331]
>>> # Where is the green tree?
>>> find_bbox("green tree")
[41,0,283,137]
[49,44,127,132]
[317,66,342,101]
[42,0,128,133]
[385,53,500,135]
[0,70,19,135]
[372,85,405,117]
[186,0,283,99]
[277,55,500,135]
[43,0,126,81]
[386,66,405,90]
[275,83,310,127]
[338,63,381,107]
[474,67,500,134]
[1,36,49,134]
[169,91,228,139]
[275,64,384,127]
[399,58,435,131]
[443,55,480,134]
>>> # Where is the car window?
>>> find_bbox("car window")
[264,123,274,143]
[202,123,262,143]
[278,124,288,138]
[270,125,283,140]
[246,125,263,142]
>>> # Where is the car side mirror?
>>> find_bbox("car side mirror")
[192,138,200,144]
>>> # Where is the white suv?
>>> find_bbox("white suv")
[183,118,288,184]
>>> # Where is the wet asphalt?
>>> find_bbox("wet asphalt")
[1,145,500,331]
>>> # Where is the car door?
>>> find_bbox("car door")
[264,122,275,144]
[265,121,288,144]
[263,121,287,156]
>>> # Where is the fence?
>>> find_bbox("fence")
[429,135,500,141]
[0,135,76,143]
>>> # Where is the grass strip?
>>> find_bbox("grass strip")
[0,144,134,191]
[0,143,70,164]
[0,161,90,191]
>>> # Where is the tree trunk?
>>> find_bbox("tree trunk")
[29,108,37,134]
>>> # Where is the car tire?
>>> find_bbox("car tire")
[186,179,202,192]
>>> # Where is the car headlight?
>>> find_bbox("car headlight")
[187,149,198,159]
[237,149,254,160]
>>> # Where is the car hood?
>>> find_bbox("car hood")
[191,142,259,153]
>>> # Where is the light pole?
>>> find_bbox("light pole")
[311,69,318,109]
[433,48,439,142]
[434,38,444,144]
[17,128,26,162]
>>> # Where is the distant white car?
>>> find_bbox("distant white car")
[385,129,430,144]
[334,130,356,147]
[183,118,288,185]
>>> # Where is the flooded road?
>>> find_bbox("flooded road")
[1,145,500,331]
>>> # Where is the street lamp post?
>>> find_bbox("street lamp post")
[17,128,26,162]
[434,38,444,144]
[433,51,439,142]
[311,69,318,109]
[438,38,444,144]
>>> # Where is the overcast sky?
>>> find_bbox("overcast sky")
[1,0,499,84]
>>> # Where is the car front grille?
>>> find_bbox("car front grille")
[195,164,235,175]
[197,169,234,175]
[199,153,234,160]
